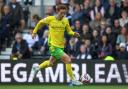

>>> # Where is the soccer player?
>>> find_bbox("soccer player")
[32,4,83,85]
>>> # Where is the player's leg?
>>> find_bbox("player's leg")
[32,45,59,74]
[61,53,83,85]
[47,46,76,81]
[32,56,57,76]
[52,47,82,85]
[61,53,74,80]
[39,56,56,69]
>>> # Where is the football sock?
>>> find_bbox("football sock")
[65,63,75,80]
[39,60,51,69]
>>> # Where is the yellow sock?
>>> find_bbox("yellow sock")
[65,64,75,80]
[39,60,51,69]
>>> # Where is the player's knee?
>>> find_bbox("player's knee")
[61,53,72,63]
[66,56,71,63]
[67,59,71,63]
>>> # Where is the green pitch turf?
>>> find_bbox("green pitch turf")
[0,85,127,89]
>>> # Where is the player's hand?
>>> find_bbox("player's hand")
[32,33,36,39]
[74,32,80,38]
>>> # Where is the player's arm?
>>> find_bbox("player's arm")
[65,19,80,37]
[32,17,50,39]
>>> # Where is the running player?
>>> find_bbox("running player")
[32,4,83,86]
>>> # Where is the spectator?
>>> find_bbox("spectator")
[99,20,107,36]
[55,0,62,5]
[116,26,127,46]
[23,27,39,54]
[89,0,95,8]
[76,44,86,60]
[116,43,128,60]
[82,0,91,23]
[81,24,92,40]
[0,5,12,51]
[73,20,82,34]
[119,10,128,27]
[112,19,121,36]
[30,14,40,27]
[121,0,128,13]
[66,37,79,58]
[89,12,103,30]
[23,6,30,27]
[106,26,117,47]
[9,0,25,33]
[98,35,112,59]
[0,0,6,20]
[11,33,30,60]
[85,39,97,59]
[91,30,99,59]
[101,0,109,10]
[115,0,122,7]
[106,26,117,57]
[46,6,54,16]
[90,0,105,20]
[92,30,99,47]
[76,42,92,60]
[105,0,121,25]
[71,3,84,25]
[68,0,75,15]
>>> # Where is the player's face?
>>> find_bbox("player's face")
[58,9,66,18]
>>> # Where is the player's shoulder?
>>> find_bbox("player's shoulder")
[62,17,69,23]
[43,16,55,20]
[63,17,68,21]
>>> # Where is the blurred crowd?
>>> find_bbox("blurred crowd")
[0,0,128,60]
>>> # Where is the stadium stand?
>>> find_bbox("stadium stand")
[0,0,128,60]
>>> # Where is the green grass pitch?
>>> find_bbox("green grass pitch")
[0,85,127,89]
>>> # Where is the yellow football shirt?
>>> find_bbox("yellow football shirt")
[33,16,75,48]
